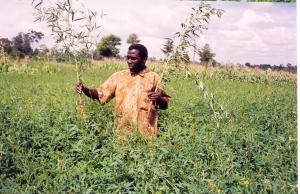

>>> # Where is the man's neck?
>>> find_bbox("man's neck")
[130,65,147,75]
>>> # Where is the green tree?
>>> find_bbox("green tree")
[161,38,173,57]
[0,38,12,54]
[245,62,251,67]
[126,33,140,44]
[176,50,190,64]
[96,34,121,57]
[198,43,216,67]
[11,31,44,58]
[27,30,44,44]
[11,32,32,58]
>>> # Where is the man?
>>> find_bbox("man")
[76,44,170,137]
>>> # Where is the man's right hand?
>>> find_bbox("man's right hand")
[75,83,99,100]
[75,82,83,94]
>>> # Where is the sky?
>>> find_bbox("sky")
[0,0,297,66]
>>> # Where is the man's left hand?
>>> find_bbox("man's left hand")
[147,91,160,101]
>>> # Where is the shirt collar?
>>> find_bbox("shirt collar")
[130,67,149,77]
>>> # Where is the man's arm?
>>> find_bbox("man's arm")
[76,83,99,100]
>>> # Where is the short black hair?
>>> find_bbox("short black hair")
[128,44,148,60]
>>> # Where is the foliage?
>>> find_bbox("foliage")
[33,0,102,54]
[245,63,297,74]
[96,34,121,58]
[33,0,103,83]
[0,30,44,60]
[208,67,296,85]
[155,2,225,127]
[27,30,45,44]
[33,0,104,114]
[161,38,174,57]
[8,2,293,193]
[0,42,9,67]
[160,2,224,80]
[0,38,12,54]
[55,48,74,63]
[0,60,297,193]
[126,33,141,45]
[198,43,216,66]
[11,33,31,58]
[7,30,44,59]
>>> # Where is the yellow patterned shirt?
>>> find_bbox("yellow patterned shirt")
[97,68,170,136]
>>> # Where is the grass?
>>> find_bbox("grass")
[0,59,297,193]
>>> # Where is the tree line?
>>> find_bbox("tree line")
[0,30,44,59]
[0,32,141,61]
[1,30,217,64]
[245,62,297,74]
[1,30,295,73]
[161,39,217,66]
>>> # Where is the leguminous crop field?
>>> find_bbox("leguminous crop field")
[0,60,297,193]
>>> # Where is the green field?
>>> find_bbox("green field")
[0,60,297,193]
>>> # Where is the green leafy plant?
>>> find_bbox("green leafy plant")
[0,60,297,193]
[153,2,226,124]
[32,0,103,113]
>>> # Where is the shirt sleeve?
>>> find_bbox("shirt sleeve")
[97,73,118,104]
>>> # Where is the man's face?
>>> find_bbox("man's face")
[127,49,145,71]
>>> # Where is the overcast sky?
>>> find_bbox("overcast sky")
[0,0,297,65]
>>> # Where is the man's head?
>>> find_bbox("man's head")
[127,44,148,72]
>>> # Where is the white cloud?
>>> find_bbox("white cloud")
[238,9,274,30]
[260,26,295,46]
[209,3,296,65]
